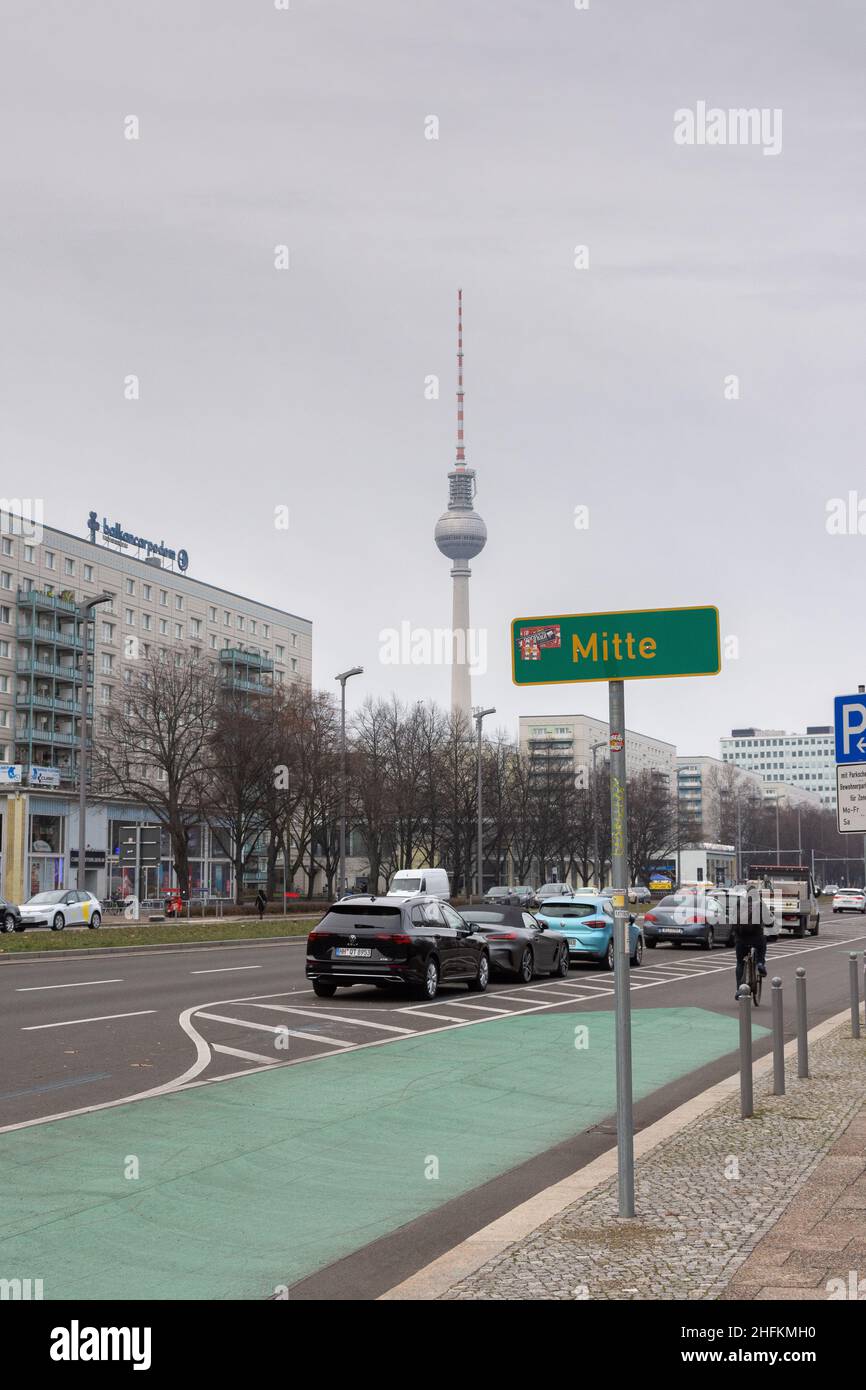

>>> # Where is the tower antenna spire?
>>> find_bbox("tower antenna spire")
[435,288,486,718]
[456,287,465,467]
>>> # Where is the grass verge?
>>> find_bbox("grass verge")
[0,917,317,953]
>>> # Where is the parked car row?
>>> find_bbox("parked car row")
[484,882,654,908]
[0,890,103,933]
[305,891,645,999]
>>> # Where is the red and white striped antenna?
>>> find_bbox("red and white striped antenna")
[455,287,465,468]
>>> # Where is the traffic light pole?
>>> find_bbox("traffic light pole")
[608,678,634,1217]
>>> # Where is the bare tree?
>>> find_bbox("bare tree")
[94,652,218,895]
[627,769,675,883]
[504,750,538,884]
[351,697,394,892]
[204,688,275,904]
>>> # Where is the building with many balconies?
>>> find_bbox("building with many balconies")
[0,513,311,903]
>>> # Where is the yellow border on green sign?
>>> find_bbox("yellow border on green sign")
[510,604,721,687]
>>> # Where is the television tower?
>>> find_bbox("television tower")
[434,289,487,717]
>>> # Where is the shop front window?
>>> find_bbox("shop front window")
[209,862,231,898]
[28,814,65,896]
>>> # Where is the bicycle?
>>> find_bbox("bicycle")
[741,944,762,1006]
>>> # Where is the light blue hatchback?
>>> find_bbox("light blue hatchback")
[535,894,643,970]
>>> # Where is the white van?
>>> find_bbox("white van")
[387,868,451,900]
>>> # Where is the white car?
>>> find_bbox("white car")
[18,890,103,932]
[833,889,866,915]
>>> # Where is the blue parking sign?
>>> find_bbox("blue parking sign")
[834,694,866,763]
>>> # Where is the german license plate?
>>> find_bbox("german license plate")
[335,947,371,958]
[660,927,682,935]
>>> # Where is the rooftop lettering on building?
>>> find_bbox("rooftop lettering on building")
[87,511,189,572]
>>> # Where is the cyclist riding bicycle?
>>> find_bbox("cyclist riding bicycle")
[720,882,771,1001]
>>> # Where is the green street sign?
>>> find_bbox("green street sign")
[511,605,720,686]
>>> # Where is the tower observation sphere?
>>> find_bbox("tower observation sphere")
[434,505,487,562]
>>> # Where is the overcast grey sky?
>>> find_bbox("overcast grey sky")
[3,0,865,751]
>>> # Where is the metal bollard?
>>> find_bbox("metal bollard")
[796,967,809,1079]
[771,977,785,1096]
[850,953,861,1039]
[738,984,754,1118]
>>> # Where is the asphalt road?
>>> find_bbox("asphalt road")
[3,910,866,1298]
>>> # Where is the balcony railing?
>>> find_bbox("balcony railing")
[222,676,273,694]
[15,693,89,714]
[15,727,88,748]
[16,587,79,615]
[16,659,84,682]
[219,648,274,672]
[16,623,93,650]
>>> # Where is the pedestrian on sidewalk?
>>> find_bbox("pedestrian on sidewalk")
[255,887,267,921]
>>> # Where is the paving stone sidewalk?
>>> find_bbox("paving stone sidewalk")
[443,1022,866,1300]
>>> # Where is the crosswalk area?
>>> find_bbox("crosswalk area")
[185,930,857,1081]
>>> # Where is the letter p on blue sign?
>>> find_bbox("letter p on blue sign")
[834,694,866,763]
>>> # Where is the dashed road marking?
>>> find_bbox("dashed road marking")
[191,966,263,975]
[22,1009,156,1031]
[15,979,124,992]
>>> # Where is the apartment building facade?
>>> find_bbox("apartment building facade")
[720,726,836,810]
[519,714,676,788]
[0,513,312,904]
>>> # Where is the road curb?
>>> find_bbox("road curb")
[379,1005,853,1301]
[0,932,310,963]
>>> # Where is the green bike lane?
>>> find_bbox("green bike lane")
[1,1006,765,1300]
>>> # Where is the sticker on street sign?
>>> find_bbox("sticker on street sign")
[834,694,866,764]
[836,764,866,833]
[511,606,720,686]
[610,732,624,752]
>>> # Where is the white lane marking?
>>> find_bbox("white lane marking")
[506,986,578,1000]
[22,1009,156,1031]
[15,979,124,992]
[213,1043,279,1065]
[555,979,613,990]
[195,1010,357,1048]
[249,1004,414,1035]
[444,1001,513,1013]
[396,1008,470,1022]
[190,966,263,975]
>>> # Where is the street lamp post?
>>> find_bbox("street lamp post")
[335,666,363,898]
[474,707,496,900]
[590,739,606,889]
[76,592,113,891]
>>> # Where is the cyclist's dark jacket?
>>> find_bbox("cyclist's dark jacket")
[718,888,771,943]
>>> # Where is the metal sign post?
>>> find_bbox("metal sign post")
[510,602,720,1221]
[608,679,634,1217]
